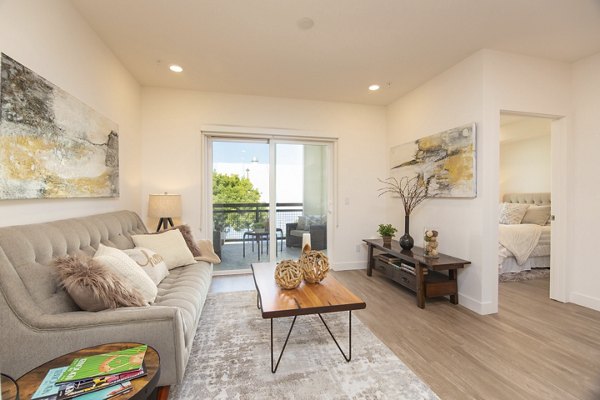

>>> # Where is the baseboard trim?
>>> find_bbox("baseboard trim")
[458,293,497,315]
[569,292,600,312]
[332,261,367,271]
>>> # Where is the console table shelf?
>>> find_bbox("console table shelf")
[363,239,471,308]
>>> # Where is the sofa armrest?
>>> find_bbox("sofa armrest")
[34,305,181,330]
[309,224,327,250]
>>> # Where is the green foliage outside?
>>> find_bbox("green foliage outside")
[212,172,265,232]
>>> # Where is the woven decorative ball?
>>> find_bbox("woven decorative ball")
[299,247,330,284]
[274,260,303,289]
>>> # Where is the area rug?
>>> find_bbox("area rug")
[499,268,551,282]
[170,290,439,400]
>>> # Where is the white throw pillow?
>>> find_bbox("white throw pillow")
[499,203,530,225]
[93,244,158,304]
[131,230,196,270]
[124,247,170,285]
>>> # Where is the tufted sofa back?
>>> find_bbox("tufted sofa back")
[0,210,148,315]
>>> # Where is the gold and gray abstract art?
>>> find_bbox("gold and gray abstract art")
[0,53,119,199]
[390,124,476,198]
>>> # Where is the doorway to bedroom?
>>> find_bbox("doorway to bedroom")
[498,112,557,300]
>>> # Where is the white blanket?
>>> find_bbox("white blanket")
[498,224,543,265]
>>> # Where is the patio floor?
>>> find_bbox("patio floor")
[215,241,327,272]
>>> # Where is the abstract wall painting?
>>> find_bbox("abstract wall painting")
[390,123,476,198]
[0,53,119,199]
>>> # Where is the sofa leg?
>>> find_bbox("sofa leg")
[156,386,170,400]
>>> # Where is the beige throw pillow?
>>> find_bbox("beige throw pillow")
[521,205,551,225]
[94,244,158,304]
[132,230,196,270]
[499,203,530,224]
[154,225,202,257]
[54,254,146,311]
[124,247,170,285]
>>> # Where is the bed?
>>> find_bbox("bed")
[498,193,551,274]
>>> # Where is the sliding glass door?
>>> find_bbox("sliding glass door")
[208,136,331,273]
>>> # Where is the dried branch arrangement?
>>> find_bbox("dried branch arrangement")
[377,175,435,215]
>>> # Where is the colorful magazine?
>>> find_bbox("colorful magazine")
[57,363,147,400]
[31,366,68,400]
[56,345,147,383]
[76,381,132,400]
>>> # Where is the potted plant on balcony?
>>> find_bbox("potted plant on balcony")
[377,224,397,247]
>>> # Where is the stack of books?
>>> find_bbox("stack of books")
[31,345,148,400]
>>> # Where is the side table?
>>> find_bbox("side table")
[1,373,19,400]
[16,342,164,400]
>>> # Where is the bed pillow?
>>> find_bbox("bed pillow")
[94,244,158,304]
[54,254,146,311]
[132,230,196,270]
[521,205,551,225]
[124,247,170,285]
[499,203,530,224]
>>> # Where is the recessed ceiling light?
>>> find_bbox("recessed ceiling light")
[169,64,183,73]
[369,84,380,91]
[297,17,315,30]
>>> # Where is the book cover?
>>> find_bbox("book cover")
[57,363,147,400]
[76,381,132,400]
[56,345,147,384]
[31,366,68,400]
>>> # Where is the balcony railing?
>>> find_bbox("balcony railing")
[213,202,303,242]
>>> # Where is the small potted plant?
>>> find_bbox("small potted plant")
[377,224,397,247]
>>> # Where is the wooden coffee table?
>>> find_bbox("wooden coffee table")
[251,262,366,373]
[16,342,162,400]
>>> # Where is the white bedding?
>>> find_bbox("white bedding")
[498,225,551,273]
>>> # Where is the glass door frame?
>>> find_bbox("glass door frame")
[202,128,337,276]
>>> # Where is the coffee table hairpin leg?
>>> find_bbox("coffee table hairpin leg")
[270,311,352,373]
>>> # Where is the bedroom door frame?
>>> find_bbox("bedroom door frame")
[498,110,568,303]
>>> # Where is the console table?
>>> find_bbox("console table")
[363,239,470,308]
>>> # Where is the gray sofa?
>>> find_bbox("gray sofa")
[0,210,212,386]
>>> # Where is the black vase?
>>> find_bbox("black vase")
[399,215,414,250]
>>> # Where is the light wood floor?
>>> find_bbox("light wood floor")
[210,271,600,400]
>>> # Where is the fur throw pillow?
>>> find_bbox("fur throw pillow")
[54,254,146,311]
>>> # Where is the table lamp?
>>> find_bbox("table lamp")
[148,193,182,232]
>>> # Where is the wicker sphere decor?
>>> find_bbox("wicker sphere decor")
[299,244,330,284]
[274,260,303,289]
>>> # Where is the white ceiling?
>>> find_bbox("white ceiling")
[71,0,600,106]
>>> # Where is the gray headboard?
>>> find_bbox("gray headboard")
[502,192,551,206]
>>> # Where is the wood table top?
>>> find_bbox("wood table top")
[16,342,160,400]
[363,239,471,271]
[1,374,19,400]
[252,262,366,318]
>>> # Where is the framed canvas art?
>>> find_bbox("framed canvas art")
[0,53,119,199]
[390,123,476,198]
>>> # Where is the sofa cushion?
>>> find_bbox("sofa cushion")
[94,244,158,304]
[0,211,148,315]
[124,247,170,285]
[154,261,213,346]
[132,230,196,270]
[290,230,308,237]
[54,254,146,311]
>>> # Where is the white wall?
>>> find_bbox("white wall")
[500,134,551,198]
[386,50,572,314]
[569,52,600,311]
[386,52,486,313]
[140,88,388,269]
[0,0,142,226]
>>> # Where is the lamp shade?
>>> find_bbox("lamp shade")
[148,194,182,218]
